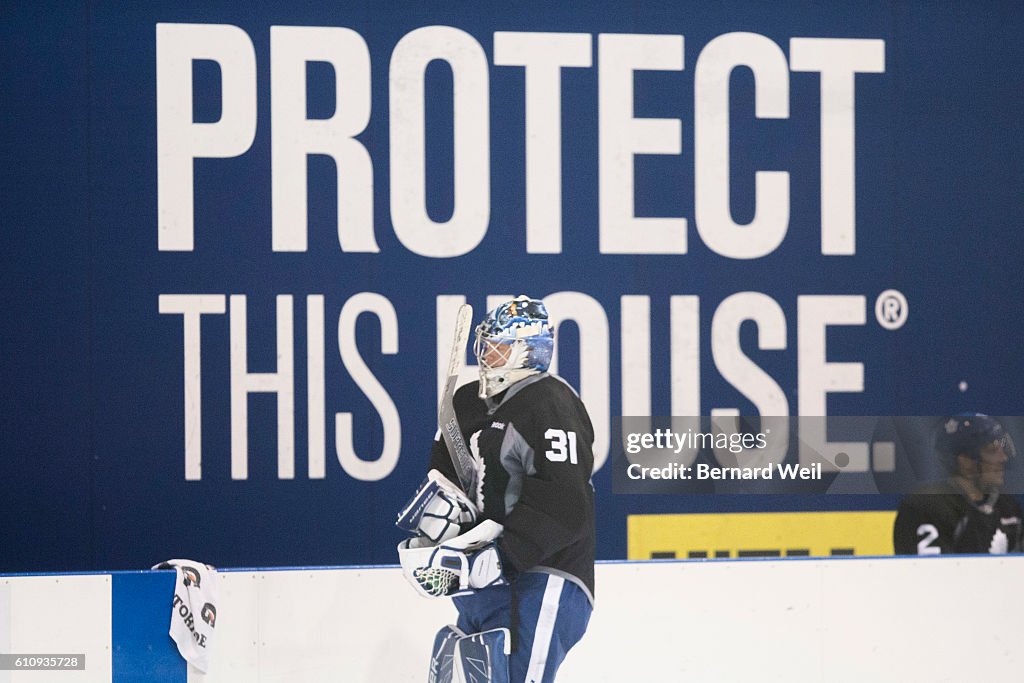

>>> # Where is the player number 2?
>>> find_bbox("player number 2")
[544,428,578,464]
[916,524,941,555]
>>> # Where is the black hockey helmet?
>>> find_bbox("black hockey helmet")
[935,414,1016,469]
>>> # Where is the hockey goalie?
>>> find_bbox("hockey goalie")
[397,296,596,683]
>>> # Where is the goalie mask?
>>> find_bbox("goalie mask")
[474,296,554,399]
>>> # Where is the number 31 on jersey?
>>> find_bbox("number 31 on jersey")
[545,428,578,464]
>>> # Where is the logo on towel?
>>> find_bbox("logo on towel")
[172,593,209,648]
[182,565,202,588]
[201,603,217,628]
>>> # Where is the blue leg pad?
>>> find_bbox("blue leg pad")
[429,624,465,683]
[455,627,510,683]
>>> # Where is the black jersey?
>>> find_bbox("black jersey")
[893,480,1023,555]
[428,373,596,602]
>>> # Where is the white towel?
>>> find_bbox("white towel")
[152,559,219,673]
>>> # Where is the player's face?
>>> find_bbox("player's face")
[481,339,512,368]
[977,441,1009,489]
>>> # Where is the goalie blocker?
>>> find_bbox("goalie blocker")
[397,469,478,545]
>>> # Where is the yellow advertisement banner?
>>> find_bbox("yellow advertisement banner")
[628,511,897,560]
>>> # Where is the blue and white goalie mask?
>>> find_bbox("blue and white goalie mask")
[474,296,554,399]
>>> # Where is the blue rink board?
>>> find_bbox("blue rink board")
[3,557,1023,681]
[112,571,186,683]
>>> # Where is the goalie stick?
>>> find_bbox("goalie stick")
[439,304,477,496]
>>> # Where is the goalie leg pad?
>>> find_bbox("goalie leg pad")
[454,628,510,683]
[428,626,510,683]
[429,625,466,683]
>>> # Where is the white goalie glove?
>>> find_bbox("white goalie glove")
[398,520,508,599]
[396,469,478,544]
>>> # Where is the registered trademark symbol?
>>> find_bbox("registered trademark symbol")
[875,289,908,330]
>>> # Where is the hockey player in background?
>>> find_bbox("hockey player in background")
[397,296,595,683]
[894,414,1022,554]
